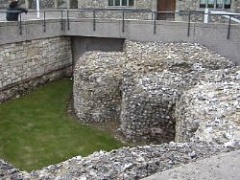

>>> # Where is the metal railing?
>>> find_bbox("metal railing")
[0,8,240,39]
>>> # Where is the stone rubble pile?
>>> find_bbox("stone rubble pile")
[0,159,27,180]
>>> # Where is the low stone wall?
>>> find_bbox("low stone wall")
[0,37,72,103]
[1,141,240,179]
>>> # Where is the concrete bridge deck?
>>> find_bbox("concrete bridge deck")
[1,9,239,65]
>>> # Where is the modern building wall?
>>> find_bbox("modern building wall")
[77,0,240,12]
[2,0,240,11]
[78,0,152,9]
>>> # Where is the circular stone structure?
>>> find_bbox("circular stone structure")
[73,51,125,122]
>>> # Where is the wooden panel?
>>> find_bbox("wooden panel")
[157,0,176,20]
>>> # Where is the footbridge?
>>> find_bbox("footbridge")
[0,9,240,64]
[0,8,240,102]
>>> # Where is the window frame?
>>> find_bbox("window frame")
[108,0,134,7]
[199,0,231,9]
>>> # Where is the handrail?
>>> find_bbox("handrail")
[0,9,240,39]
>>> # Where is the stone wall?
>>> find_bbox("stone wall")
[77,0,240,21]
[78,0,153,20]
[0,0,9,9]
[78,0,240,11]
[74,52,125,122]
[0,37,72,102]
[121,41,235,143]
[74,40,237,143]
[175,67,240,144]
[1,141,240,179]
[78,0,152,9]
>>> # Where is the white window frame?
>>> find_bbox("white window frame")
[199,0,231,9]
[108,0,134,7]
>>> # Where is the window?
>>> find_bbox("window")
[199,0,231,9]
[108,0,134,7]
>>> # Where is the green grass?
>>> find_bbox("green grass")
[0,78,124,171]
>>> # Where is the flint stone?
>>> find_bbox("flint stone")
[175,67,240,145]
[74,51,125,122]
[74,40,235,143]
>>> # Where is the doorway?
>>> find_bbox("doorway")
[157,0,176,20]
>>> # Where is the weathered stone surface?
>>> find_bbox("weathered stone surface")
[74,51,125,122]
[1,141,240,180]
[1,40,240,180]
[120,40,234,142]
[0,37,72,103]
[74,40,235,143]
[120,70,188,143]
[0,159,29,180]
[77,0,240,22]
[175,67,240,145]
[24,141,240,179]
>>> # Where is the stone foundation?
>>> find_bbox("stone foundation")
[73,40,237,144]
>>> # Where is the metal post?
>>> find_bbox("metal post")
[19,13,22,35]
[61,10,64,31]
[93,9,96,31]
[67,10,70,30]
[122,9,125,33]
[43,11,46,32]
[153,12,156,34]
[227,16,231,39]
[187,11,191,37]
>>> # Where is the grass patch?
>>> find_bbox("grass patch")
[0,78,124,171]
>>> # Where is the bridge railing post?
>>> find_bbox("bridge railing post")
[122,9,125,33]
[227,15,231,39]
[153,11,157,35]
[187,11,191,37]
[19,13,22,35]
[43,10,46,32]
[61,10,64,31]
[67,10,70,30]
[93,9,96,31]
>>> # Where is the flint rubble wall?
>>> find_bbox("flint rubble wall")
[74,40,238,144]
[1,141,240,179]
[0,37,72,103]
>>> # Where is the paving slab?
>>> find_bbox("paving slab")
[143,150,240,180]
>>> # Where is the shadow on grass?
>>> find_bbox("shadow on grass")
[0,78,124,171]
